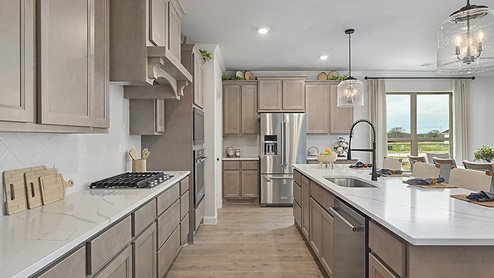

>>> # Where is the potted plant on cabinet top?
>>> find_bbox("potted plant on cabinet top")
[474,145,494,162]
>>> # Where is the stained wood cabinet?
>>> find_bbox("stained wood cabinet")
[0,0,109,132]
[223,81,258,135]
[222,160,259,201]
[257,76,306,112]
[301,175,310,240]
[129,99,165,135]
[38,246,86,278]
[310,198,334,277]
[306,81,353,134]
[182,44,205,109]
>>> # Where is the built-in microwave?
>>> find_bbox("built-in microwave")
[193,107,204,146]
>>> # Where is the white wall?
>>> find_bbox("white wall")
[0,85,140,215]
[468,76,494,159]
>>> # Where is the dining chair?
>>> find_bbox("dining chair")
[382,157,402,170]
[426,152,450,164]
[411,162,440,178]
[436,163,454,183]
[407,155,427,171]
[433,157,457,168]
[448,168,492,192]
[463,160,494,191]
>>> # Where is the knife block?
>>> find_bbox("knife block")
[132,159,147,172]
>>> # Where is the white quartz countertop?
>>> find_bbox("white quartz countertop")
[223,157,259,161]
[293,164,494,246]
[0,171,189,278]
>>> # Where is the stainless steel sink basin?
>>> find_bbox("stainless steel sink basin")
[325,177,377,188]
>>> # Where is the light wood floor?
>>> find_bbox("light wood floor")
[167,204,323,277]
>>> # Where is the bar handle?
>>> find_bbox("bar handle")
[329,207,364,233]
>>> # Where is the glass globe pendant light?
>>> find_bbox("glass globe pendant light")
[437,0,494,74]
[337,29,364,107]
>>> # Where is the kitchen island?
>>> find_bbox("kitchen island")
[0,171,190,278]
[293,164,494,277]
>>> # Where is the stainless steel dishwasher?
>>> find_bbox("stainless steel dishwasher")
[330,198,368,278]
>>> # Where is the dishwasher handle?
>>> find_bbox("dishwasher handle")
[329,207,365,233]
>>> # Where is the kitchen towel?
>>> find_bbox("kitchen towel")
[377,169,403,176]
[466,191,494,202]
[349,161,373,169]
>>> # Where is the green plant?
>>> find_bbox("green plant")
[200,49,213,62]
[221,74,244,80]
[474,145,494,162]
[328,72,350,81]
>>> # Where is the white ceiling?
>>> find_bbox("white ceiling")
[179,0,491,72]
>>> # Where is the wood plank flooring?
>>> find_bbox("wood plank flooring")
[167,204,323,277]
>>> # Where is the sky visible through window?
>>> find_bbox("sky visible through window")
[387,94,449,135]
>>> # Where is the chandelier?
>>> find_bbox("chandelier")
[437,0,494,74]
[337,29,363,107]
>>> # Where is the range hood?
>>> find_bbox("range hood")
[122,47,192,100]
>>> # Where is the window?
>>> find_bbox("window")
[386,92,452,171]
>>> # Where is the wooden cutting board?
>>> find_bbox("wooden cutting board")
[24,168,58,209]
[40,173,74,205]
[3,166,46,215]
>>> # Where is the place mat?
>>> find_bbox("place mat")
[451,194,494,208]
[402,181,458,188]
[350,167,373,170]
[381,173,410,177]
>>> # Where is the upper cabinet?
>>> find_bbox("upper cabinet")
[223,81,258,135]
[0,0,109,132]
[110,0,192,100]
[181,44,204,109]
[257,76,306,112]
[306,81,353,134]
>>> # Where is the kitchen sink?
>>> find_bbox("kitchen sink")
[325,177,377,188]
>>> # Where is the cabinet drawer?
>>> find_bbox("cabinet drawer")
[369,222,406,277]
[293,201,302,228]
[87,216,132,275]
[93,245,132,278]
[157,182,180,216]
[293,169,302,185]
[293,181,302,206]
[39,246,86,278]
[132,199,156,237]
[157,199,181,249]
[223,161,240,170]
[180,177,189,196]
[310,181,334,210]
[369,253,398,278]
[181,191,189,220]
[241,160,258,170]
[181,213,189,245]
[157,225,181,278]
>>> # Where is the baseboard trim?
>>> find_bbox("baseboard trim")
[203,216,217,225]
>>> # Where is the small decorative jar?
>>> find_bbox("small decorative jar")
[226,147,234,158]
[235,149,241,157]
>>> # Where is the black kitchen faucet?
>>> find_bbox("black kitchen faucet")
[347,119,379,181]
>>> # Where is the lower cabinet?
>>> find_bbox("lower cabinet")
[133,224,156,278]
[93,246,132,278]
[301,175,310,239]
[157,225,181,278]
[309,198,334,277]
[369,253,398,278]
[222,160,259,201]
[38,246,86,278]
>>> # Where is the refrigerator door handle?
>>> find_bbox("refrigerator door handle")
[282,121,287,166]
[280,122,285,167]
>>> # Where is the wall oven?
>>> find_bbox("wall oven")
[193,107,204,146]
[194,148,206,207]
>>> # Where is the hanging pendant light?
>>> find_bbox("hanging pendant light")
[437,0,494,74]
[337,29,363,107]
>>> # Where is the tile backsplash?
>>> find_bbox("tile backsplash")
[223,135,259,158]
[0,85,140,215]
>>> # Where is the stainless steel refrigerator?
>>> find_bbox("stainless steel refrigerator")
[260,113,306,206]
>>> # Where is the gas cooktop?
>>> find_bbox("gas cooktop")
[89,172,174,189]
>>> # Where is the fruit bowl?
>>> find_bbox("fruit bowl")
[317,152,337,168]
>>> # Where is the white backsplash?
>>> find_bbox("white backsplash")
[223,135,259,158]
[307,134,349,156]
[0,85,141,215]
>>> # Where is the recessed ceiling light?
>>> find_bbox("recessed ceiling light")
[320,55,329,60]
[257,27,270,34]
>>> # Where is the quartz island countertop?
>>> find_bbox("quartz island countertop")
[293,164,494,246]
[0,171,190,278]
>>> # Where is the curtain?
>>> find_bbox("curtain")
[368,79,387,168]
[452,79,470,163]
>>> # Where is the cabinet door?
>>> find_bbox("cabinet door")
[39,246,86,278]
[92,0,110,128]
[133,224,156,278]
[329,85,354,134]
[321,207,334,277]
[282,79,305,111]
[223,170,241,199]
[223,85,241,135]
[39,0,93,127]
[369,253,398,278]
[309,198,323,258]
[241,170,258,198]
[301,176,310,239]
[306,84,330,134]
[0,0,35,123]
[157,225,181,278]
[129,99,164,135]
[150,0,167,46]
[155,99,165,133]
[94,246,132,278]
[241,85,258,134]
[167,0,182,61]
[194,50,204,108]
[258,80,282,111]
